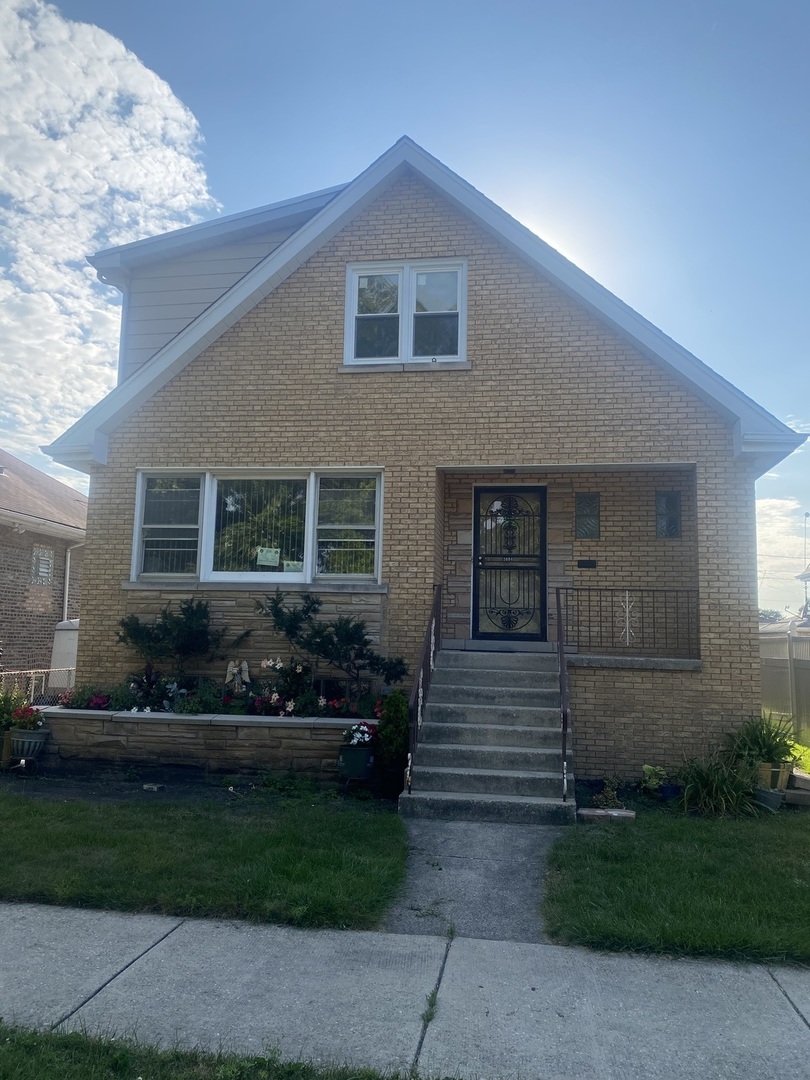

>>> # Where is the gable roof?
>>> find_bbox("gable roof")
[46,137,805,474]
[0,449,87,540]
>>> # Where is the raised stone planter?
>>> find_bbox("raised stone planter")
[39,707,346,779]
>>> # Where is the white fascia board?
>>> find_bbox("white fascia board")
[48,136,804,469]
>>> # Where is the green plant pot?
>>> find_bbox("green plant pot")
[10,728,49,760]
[338,745,375,780]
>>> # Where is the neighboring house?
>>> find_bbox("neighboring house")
[46,137,805,778]
[0,449,86,670]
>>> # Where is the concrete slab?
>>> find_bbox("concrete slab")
[0,903,182,1028]
[769,965,810,1025]
[382,819,562,942]
[63,920,446,1071]
[419,939,810,1080]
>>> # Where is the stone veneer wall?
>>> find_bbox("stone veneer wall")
[42,709,344,778]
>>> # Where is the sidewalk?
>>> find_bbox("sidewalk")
[3,900,810,1079]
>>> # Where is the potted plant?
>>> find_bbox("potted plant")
[338,721,377,780]
[725,715,796,792]
[9,705,49,760]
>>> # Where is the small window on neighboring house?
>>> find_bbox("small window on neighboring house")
[31,545,54,586]
[656,491,682,538]
[575,493,600,539]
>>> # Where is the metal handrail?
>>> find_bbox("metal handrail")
[555,589,570,803]
[405,584,442,795]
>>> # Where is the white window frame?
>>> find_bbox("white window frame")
[132,469,382,583]
[344,259,467,365]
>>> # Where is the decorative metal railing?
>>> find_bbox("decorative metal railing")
[0,668,76,706]
[557,588,699,658]
[405,584,442,795]
[554,590,570,802]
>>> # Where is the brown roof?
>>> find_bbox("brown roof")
[0,449,87,531]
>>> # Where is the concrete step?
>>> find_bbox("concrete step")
[442,639,557,654]
[435,650,558,673]
[431,666,558,690]
[789,769,810,791]
[398,789,576,825]
[425,702,560,727]
[428,683,560,708]
[420,722,563,749]
[415,742,562,771]
[785,788,810,807]
[412,764,564,797]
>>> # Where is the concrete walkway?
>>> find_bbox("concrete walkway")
[3,900,810,1079]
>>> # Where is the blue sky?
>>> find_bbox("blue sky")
[1,0,807,611]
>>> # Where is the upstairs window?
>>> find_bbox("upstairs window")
[346,260,466,364]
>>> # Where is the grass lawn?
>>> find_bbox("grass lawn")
[0,788,407,929]
[0,1023,403,1080]
[543,807,810,964]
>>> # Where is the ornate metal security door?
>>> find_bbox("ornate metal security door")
[472,487,546,640]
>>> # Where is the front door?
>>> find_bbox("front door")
[472,487,547,641]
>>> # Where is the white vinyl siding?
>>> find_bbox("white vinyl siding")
[119,235,296,381]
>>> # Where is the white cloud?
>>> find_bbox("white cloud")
[756,497,809,614]
[0,0,219,489]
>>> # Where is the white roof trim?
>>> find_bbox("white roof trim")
[47,136,804,471]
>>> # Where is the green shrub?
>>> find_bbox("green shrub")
[725,715,797,764]
[117,598,250,676]
[377,689,410,767]
[678,753,757,816]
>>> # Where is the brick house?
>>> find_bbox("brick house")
[45,138,804,800]
[0,449,86,670]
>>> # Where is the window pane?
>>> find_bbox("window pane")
[213,478,307,573]
[143,477,200,525]
[317,530,376,575]
[142,529,199,574]
[355,315,399,358]
[413,313,459,356]
[317,477,377,576]
[656,491,681,538]
[575,493,600,539]
[140,478,200,574]
[357,274,398,314]
[318,477,377,526]
[415,270,457,312]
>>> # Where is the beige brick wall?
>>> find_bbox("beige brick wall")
[76,169,762,773]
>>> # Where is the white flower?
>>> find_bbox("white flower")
[260,659,270,669]
[295,665,303,674]
[318,696,326,708]
[275,659,284,670]
[144,707,151,713]
[286,700,295,712]
[130,707,138,713]
[270,692,280,704]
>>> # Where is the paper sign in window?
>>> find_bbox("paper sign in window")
[256,547,281,567]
